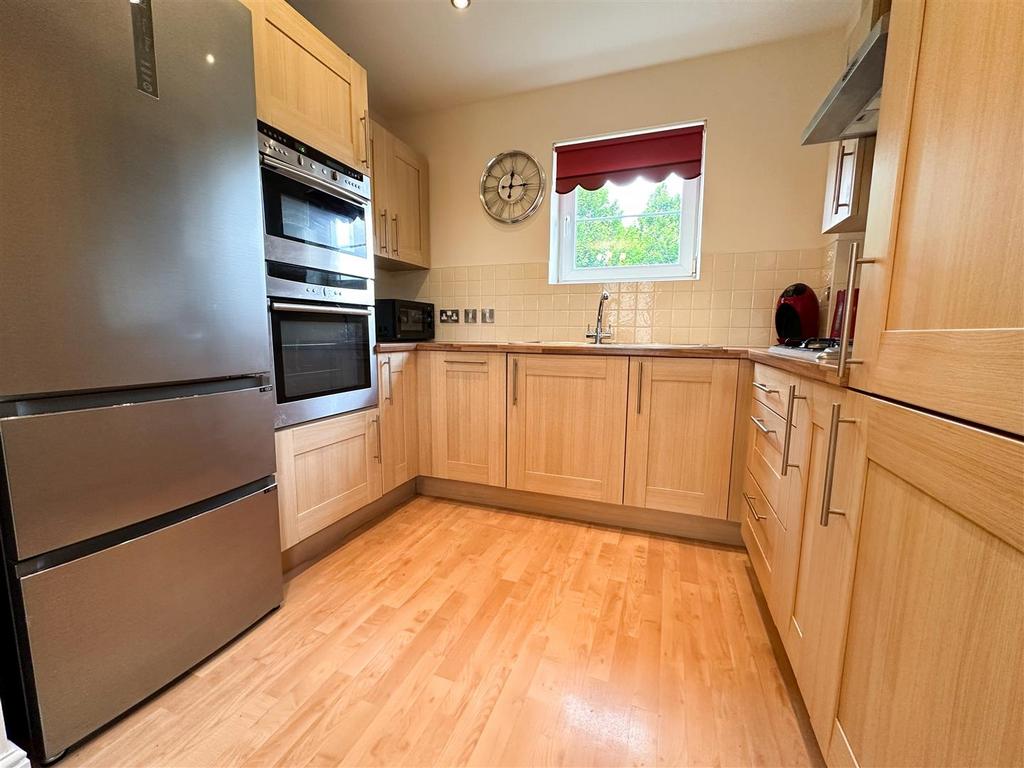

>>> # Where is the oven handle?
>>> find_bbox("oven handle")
[261,155,370,208]
[270,302,372,317]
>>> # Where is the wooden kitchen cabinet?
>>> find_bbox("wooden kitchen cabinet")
[828,396,1023,767]
[507,354,628,503]
[370,120,430,269]
[419,351,505,486]
[821,137,873,234]
[378,351,418,493]
[241,0,369,171]
[782,383,867,755]
[274,409,383,550]
[849,0,1023,435]
[624,358,737,518]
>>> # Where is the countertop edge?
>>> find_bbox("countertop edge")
[376,341,849,385]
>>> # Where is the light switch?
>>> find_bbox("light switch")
[464,308,478,324]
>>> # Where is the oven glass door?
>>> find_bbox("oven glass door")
[261,167,368,259]
[270,305,371,403]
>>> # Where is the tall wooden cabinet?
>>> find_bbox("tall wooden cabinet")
[782,383,867,754]
[378,352,418,493]
[507,355,628,503]
[624,358,738,518]
[849,0,1023,435]
[274,410,383,550]
[828,397,1023,767]
[419,351,505,486]
[370,120,430,269]
[240,0,369,171]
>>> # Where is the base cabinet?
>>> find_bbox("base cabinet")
[829,397,1023,768]
[379,351,418,493]
[507,354,628,503]
[782,383,867,755]
[275,409,383,550]
[624,358,738,518]
[419,351,506,487]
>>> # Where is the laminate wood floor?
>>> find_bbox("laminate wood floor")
[63,496,822,767]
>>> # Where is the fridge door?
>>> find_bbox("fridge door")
[18,485,282,762]
[0,386,275,560]
[0,0,269,398]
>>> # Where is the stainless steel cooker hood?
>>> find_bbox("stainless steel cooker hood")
[802,14,889,145]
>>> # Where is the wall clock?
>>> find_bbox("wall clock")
[479,150,546,224]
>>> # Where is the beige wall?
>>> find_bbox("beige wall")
[393,27,846,269]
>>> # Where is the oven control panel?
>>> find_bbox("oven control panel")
[258,121,371,201]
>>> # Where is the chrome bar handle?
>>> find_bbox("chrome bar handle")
[836,241,877,377]
[360,110,370,168]
[371,415,381,462]
[379,209,388,254]
[753,381,779,395]
[392,214,399,259]
[636,361,644,414]
[780,384,807,477]
[749,416,775,435]
[512,357,519,405]
[820,403,858,526]
[742,492,767,521]
[382,356,393,403]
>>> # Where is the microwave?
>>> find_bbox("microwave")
[375,299,435,342]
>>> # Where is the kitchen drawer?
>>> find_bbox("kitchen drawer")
[747,399,787,519]
[752,363,799,421]
[0,386,275,559]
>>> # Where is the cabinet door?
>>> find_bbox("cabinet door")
[242,0,369,170]
[783,384,867,755]
[275,409,383,550]
[370,120,392,258]
[624,358,738,518]
[421,351,506,486]
[379,352,418,493]
[850,0,1023,435]
[829,397,1023,767]
[388,136,430,268]
[821,137,874,234]
[507,354,628,503]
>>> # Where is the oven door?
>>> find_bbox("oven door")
[261,157,373,279]
[269,301,378,428]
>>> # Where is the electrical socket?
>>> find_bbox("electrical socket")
[439,309,459,323]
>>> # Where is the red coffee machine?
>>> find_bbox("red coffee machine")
[774,283,819,345]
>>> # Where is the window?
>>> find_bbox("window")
[550,122,705,284]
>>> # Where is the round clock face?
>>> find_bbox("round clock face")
[479,150,546,224]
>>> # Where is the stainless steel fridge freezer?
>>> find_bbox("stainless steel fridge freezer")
[0,0,282,762]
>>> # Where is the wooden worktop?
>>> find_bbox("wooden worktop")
[377,341,848,386]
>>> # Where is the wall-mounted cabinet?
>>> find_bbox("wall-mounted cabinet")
[240,0,369,171]
[274,409,382,551]
[821,136,873,234]
[370,120,430,270]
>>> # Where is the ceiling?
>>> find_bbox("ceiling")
[289,0,858,119]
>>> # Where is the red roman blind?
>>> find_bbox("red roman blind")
[554,124,704,194]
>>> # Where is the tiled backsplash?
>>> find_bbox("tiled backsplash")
[377,248,827,347]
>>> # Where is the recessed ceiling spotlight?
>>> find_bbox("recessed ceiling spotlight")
[451,0,470,9]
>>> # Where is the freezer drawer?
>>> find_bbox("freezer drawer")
[1,386,275,560]
[18,485,282,761]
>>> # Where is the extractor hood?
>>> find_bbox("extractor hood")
[802,14,889,145]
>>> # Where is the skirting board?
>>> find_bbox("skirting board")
[416,477,743,547]
[282,479,416,578]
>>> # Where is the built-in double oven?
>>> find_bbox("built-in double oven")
[259,121,377,428]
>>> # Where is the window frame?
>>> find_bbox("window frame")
[548,120,706,285]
